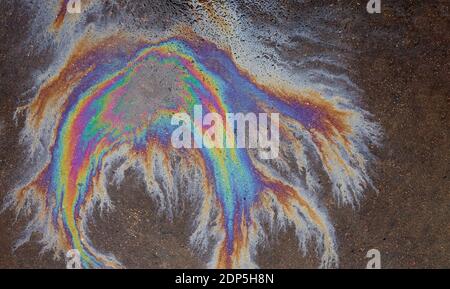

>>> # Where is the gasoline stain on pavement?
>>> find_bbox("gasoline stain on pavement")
[0,1,448,268]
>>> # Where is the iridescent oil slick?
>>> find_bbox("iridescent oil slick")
[5,0,380,268]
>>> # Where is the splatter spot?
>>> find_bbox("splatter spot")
[7,1,380,269]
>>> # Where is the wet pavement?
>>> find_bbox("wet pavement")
[0,1,448,268]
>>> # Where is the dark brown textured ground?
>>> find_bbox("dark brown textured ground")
[0,1,448,268]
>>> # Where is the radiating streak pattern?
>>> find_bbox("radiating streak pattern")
[8,29,379,268]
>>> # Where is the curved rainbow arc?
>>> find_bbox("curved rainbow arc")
[9,34,379,268]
